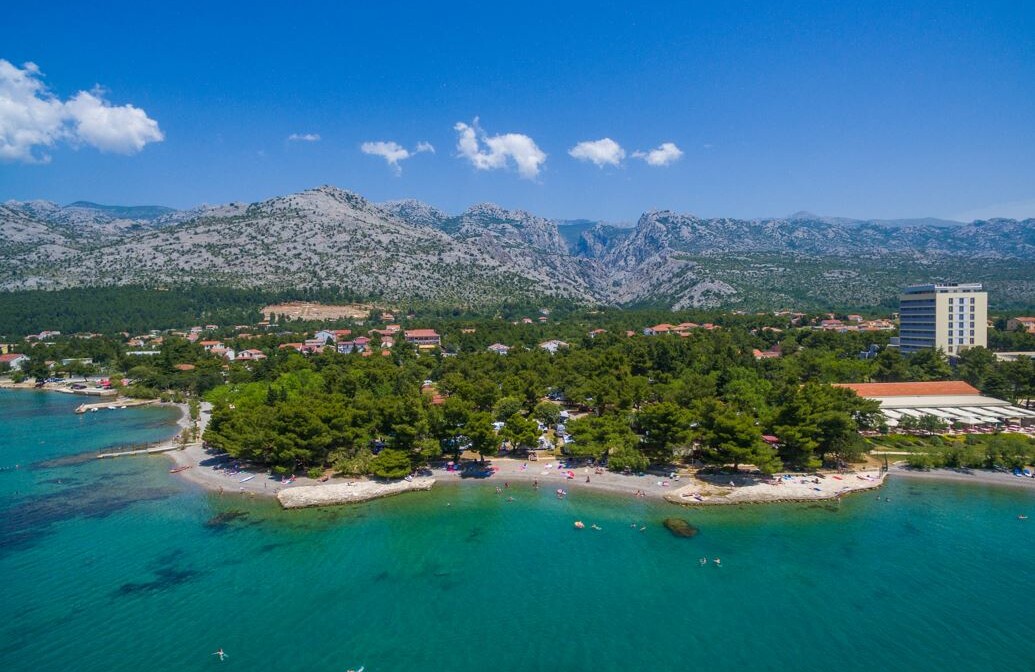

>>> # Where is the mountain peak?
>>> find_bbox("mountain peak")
[379,199,448,227]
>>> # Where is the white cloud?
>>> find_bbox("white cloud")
[454,118,546,179]
[360,139,434,174]
[0,59,163,163]
[568,138,625,167]
[633,142,683,167]
[287,133,320,142]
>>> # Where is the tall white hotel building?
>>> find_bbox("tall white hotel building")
[898,283,987,355]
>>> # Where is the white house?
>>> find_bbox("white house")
[0,353,30,371]
[538,340,569,354]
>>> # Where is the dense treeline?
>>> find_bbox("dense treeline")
[8,305,1035,479]
[201,329,892,477]
[0,286,269,336]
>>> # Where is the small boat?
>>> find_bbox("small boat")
[574,520,585,529]
[169,465,191,474]
[239,475,255,483]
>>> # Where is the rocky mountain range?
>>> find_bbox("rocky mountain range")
[3,187,1034,309]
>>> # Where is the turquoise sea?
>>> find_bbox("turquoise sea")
[1,389,1034,672]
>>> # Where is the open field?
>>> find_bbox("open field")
[261,301,376,321]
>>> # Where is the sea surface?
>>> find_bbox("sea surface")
[1,388,1034,672]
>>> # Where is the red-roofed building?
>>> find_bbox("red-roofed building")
[0,353,29,370]
[404,329,440,348]
[835,381,980,397]
[1007,317,1035,334]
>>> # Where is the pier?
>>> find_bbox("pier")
[75,398,157,414]
[96,443,194,459]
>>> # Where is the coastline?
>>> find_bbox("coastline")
[9,383,1029,505]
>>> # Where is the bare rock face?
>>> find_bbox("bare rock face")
[3,186,1035,309]
[277,477,436,509]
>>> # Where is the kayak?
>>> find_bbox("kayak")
[239,475,255,483]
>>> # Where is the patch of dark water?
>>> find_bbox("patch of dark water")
[204,510,250,530]
[28,452,99,469]
[0,483,176,557]
[114,566,202,597]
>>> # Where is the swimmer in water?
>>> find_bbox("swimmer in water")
[213,649,228,661]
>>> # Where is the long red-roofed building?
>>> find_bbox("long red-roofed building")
[835,381,1035,427]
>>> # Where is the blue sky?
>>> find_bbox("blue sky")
[2,0,1034,221]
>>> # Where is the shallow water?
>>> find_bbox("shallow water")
[1,389,1033,671]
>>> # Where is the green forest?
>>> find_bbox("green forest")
[8,304,1035,479]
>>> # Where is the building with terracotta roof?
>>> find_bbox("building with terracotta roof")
[404,329,440,348]
[1007,317,1035,334]
[835,381,1035,427]
[0,353,29,370]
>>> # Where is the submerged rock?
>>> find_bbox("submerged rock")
[204,510,249,528]
[663,518,699,538]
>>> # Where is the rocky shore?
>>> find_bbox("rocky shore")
[665,469,887,506]
[277,477,436,508]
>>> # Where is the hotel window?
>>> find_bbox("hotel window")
[949,298,954,304]
[970,330,974,336]
[970,297,975,304]
[970,338,975,344]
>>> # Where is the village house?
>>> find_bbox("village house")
[199,340,223,351]
[643,323,674,335]
[0,353,30,371]
[1007,317,1035,334]
[487,343,511,355]
[404,329,441,348]
[752,344,782,360]
[539,340,569,354]
[210,346,235,360]
[235,349,267,361]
